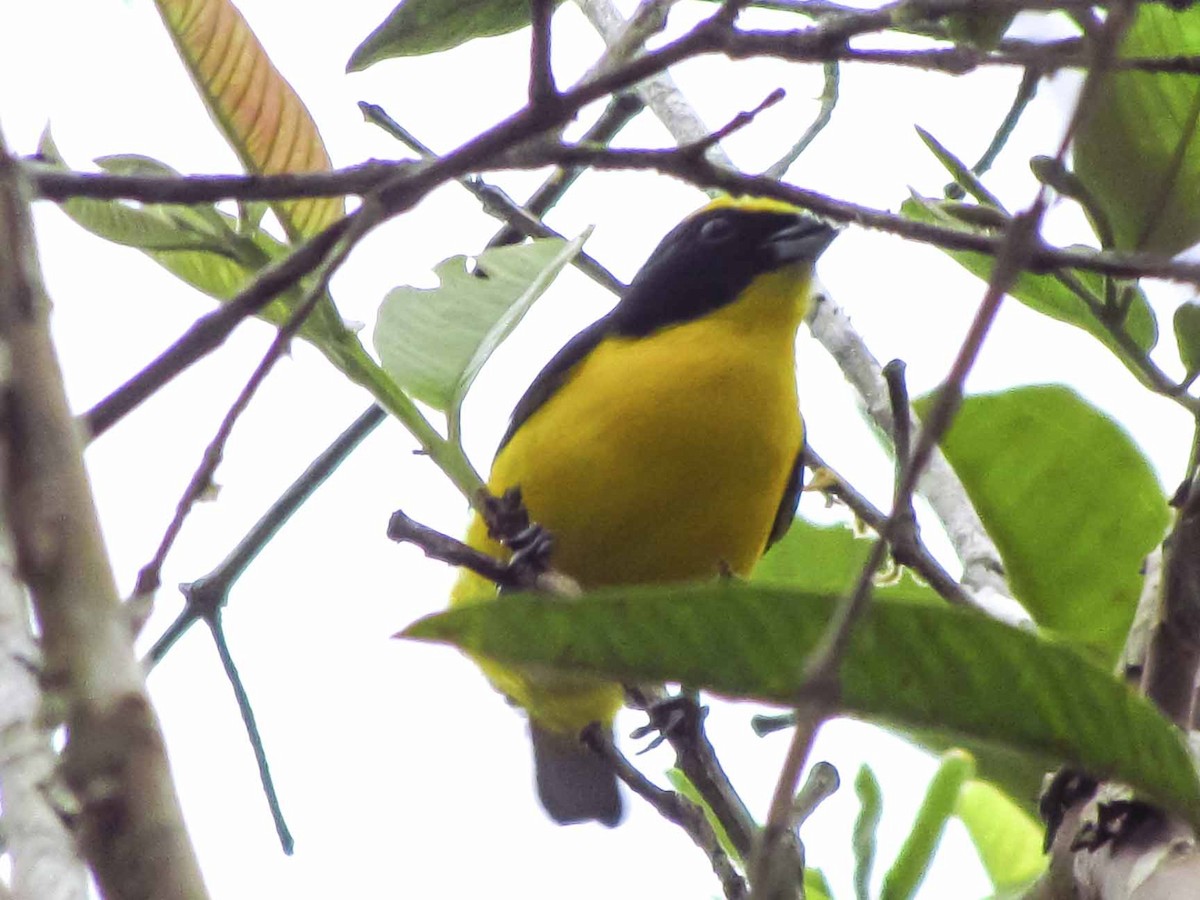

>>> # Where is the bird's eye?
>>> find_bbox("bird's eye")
[698,216,736,243]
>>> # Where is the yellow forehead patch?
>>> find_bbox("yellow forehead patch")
[696,194,804,217]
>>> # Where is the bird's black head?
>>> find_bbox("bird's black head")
[609,197,837,338]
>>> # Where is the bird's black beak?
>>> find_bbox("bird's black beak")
[764,217,839,267]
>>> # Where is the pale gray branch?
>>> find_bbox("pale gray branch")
[576,0,734,169]
[0,514,87,900]
[809,293,1023,622]
[0,127,209,900]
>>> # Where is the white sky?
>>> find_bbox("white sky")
[1,2,1192,899]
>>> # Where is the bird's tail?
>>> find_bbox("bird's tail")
[530,722,623,826]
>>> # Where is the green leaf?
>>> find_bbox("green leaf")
[95,154,241,246]
[903,194,1158,354]
[853,765,883,900]
[955,780,1046,893]
[665,769,745,867]
[900,730,1043,819]
[37,132,355,343]
[914,126,1004,208]
[403,581,1200,828]
[348,0,562,69]
[373,233,589,414]
[755,518,938,604]
[154,0,345,240]
[880,750,975,900]
[918,385,1169,665]
[941,7,1015,49]
[805,868,834,900]
[1074,4,1200,253]
[1175,299,1200,376]
[40,136,236,257]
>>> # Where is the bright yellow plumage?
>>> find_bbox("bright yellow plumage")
[451,196,836,825]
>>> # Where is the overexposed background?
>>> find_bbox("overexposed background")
[1,2,1189,897]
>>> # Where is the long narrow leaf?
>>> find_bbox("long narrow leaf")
[153,0,344,239]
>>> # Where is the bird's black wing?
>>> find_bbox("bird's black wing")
[497,314,618,452]
[766,443,805,550]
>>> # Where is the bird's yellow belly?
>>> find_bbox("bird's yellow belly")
[451,281,806,735]
[490,324,802,588]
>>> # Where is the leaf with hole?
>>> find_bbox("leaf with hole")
[373,233,589,415]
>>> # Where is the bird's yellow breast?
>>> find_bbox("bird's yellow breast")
[493,268,806,585]
[452,264,812,732]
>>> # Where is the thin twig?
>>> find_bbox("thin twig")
[205,612,293,852]
[142,408,389,847]
[36,154,1200,294]
[764,60,840,180]
[754,8,1137,894]
[803,446,976,608]
[30,160,413,204]
[145,404,387,668]
[359,102,625,295]
[582,724,748,900]
[629,691,760,863]
[694,89,787,154]
[488,92,646,248]
[972,66,1040,183]
[791,760,839,828]
[81,215,352,440]
[132,215,367,598]
[577,0,733,169]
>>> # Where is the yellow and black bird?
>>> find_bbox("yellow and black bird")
[451,195,837,826]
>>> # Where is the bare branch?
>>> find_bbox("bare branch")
[576,0,733,169]
[581,724,748,900]
[0,126,208,900]
[529,0,559,105]
[359,103,625,295]
[0,533,87,900]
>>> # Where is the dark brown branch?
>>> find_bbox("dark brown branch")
[630,691,760,865]
[581,724,748,900]
[1143,487,1200,724]
[521,142,1200,293]
[359,102,625,295]
[1144,412,1200,724]
[81,216,353,439]
[39,149,1200,295]
[529,0,559,105]
[756,7,1137,892]
[386,510,532,591]
[488,92,645,248]
[132,232,347,597]
[30,160,412,204]
[803,446,974,608]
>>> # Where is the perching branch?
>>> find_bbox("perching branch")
[582,724,748,900]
